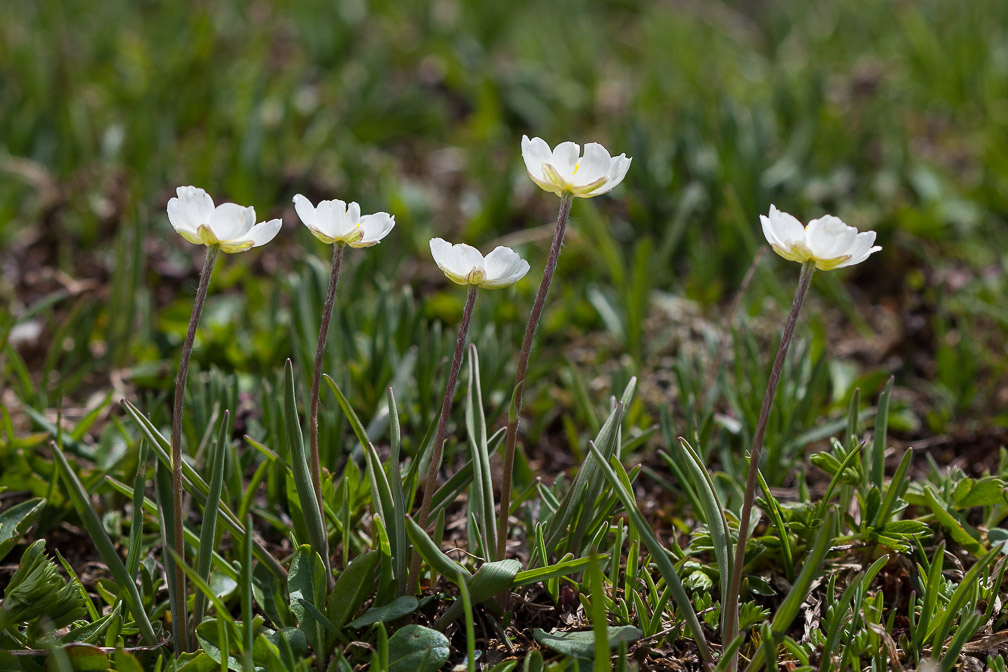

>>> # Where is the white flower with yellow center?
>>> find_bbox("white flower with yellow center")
[761,205,881,271]
[167,186,281,253]
[293,194,395,247]
[521,135,631,198]
[429,238,529,289]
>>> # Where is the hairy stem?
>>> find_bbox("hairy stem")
[309,243,346,516]
[723,261,814,670]
[409,284,479,592]
[496,192,573,562]
[171,243,219,651]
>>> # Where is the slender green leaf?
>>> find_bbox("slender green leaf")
[195,411,230,626]
[51,442,156,645]
[587,441,712,665]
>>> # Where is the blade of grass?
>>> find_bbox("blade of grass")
[587,441,712,665]
[588,553,610,672]
[241,513,254,672]
[870,377,894,492]
[465,344,496,559]
[121,399,286,579]
[154,455,187,653]
[677,437,733,625]
[745,510,836,672]
[283,360,333,589]
[50,441,156,645]
[755,470,793,582]
[125,440,149,580]
[194,411,230,626]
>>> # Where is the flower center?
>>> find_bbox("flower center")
[466,267,486,285]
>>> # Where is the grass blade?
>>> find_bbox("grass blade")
[50,441,156,645]
[676,437,733,626]
[587,441,712,665]
[465,344,496,559]
[283,360,333,587]
[194,410,230,626]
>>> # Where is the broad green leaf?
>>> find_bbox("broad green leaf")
[288,545,330,657]
[921,486,986,557]
[0,497,45,563]
[329,550,379,628]
[60,643,110,670]
[405,516,472,582]
[437,559,520,626]
[953,476,1008,510]
[347,596,418,629]
[387,625,450,672]
[533,626,641,659]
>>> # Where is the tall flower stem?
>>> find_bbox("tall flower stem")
[308,243,346,516]
[409,284,479,592]
[723,261,814,670]
[171,243,219,651]
[496,192,573,562]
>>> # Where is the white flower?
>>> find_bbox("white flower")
[293,194,395,248]
[167,186,281,253]
[429,238,530,289]
[760,205,881,271]
[521,135,631,198]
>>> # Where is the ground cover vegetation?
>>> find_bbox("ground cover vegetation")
[3,0,1008,669]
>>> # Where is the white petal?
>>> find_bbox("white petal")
[447,243,484,275]
[352,213,395,247]
[836,231,881,268]
[550,141,581,181]
[245,218,283,248]
[314,199,350,238]
[430,238,485,284]
[167,186,215,235]
[293,194,317,230]
[765,205,806,245]
[572,142,613,187]
[346,202,361,224]
[482,248,529,289]
[208,203,256,241]
[806,215,856,260]
[483,246,524,281]
[600,154,632,193]
[760,214,783,249]
[522,135,553,182]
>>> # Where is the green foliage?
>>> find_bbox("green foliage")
[0,541,85,646]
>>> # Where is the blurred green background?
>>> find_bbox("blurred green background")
[3,0,1008,454]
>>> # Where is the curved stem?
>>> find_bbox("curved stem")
[309,243,346,515]
[409,284,479,592]
[723,261,814,670]
[496,193,573,562]
[170,243,219,651]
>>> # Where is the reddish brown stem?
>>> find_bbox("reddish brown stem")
[408,284,479,592]
[722,261,814,670]
[170,243,219,651]
[496,192,573,563]
[308,243,346,516]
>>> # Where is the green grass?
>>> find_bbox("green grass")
[3,0,1008,670]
